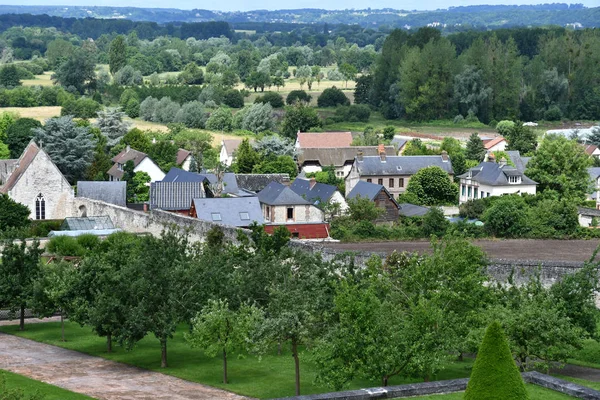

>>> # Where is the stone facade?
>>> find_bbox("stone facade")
[261,204,324,224]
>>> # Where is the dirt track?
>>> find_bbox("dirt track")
[323,239,600,262]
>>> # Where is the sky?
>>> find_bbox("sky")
[8,0,600,11]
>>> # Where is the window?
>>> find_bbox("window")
[292,232,300,238]
[287,207,294,220]
[389,178,394,188]
[239,212,250,221]
[211,212,222,221]
[474,188,478,198]
[265,206,270,220]
[378,178,383,185]
[508,175,521,184]
[366,178,372,183]
[487,192,491,197]
[461,185,466,196]
[35,193,45,220]
[399,178,405,188]
[467,186,472,198]
[481,191,484,199]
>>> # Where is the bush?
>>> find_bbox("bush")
[286,90,312,105]
[317,86,350,108]
[222,89,245,108]
[205,107,233,132]
[459,199,487,220]
[453,114,464,124]
[174,101,208,129]
[255,91,284,108]
[114,65,143,86]
[28,220,62,237]
[46,235,86,257]
[464,321,529,400]
[544,105,563,121]
[572,339,600,365]
[125,98,140,118]
[154,97,180,123]
[422,207,449,237]
[333,104,371,123]
[61,97,102,119]
[76,233,101,252]
[139,96,158,121]
[496,120,515,136]
[482,195,529,238]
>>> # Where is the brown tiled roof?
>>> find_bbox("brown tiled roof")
[296,132,353,148]
[297,146,395,168]
[0,141,40,194]
[176,149,191,165]
[584,144,599,155]
[483,137,506,150]
[109,147,148,179]
[222,139,243,155]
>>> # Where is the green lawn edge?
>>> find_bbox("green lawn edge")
[1,369,93,400]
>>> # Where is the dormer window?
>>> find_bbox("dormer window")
[508,175,521,184]
[117,163,123,171]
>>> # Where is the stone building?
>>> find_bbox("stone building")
[0,141,73,220]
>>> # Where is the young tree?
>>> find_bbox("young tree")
[0,64,21,87]
[0,194,30,231]
[405,166,458,206]
[94,108,131,147]
[505,121,537,154]
[338,63,357,88]
[33,116,95,183]
[186,299,263,384]
[205,107,233,132]
[52,49,96,94]
[281,103,321,139]
[147,141,178,172]
[465,132,486,161]
[252,135,297,158]
[0,240,42,331]
[174,101,208,129]
[5,118,41,158]
[525,134,592,202]
[233,139,260,173]
[241,103,274,134]
[253,155,298,178]
[108,35,127,75]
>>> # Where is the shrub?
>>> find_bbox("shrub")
[453,114,464,124]
[255,91,284,108]
[464,321,529,400]
[175,101,208,129]
[154,97,180,123]
[334,104,371,123]
[46,235,86,257]
[0,194,30,231]
[544,105,563,121]
[422,207,449,237]
[317,86,350,108]
[459,199,487,220]
[286,90,311,105]
[205,107,233,132]
[241,103,274,134]
[114,65,143,86]
[125,98,140,118]
[76,233,101,252]
[482,195,529,238]
[496,120,515,136]
[139,96,158,121]
[383,126,396,141]
[61,98,102,119]
[222,89,244,108]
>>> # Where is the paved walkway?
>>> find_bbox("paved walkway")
[0,333,249,400]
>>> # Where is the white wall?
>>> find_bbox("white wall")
[181,156,192,171]
[262,204,324,224]
[135,157,165,182]
[219,146,233,167]
[459,180,537,204]
[8,151,74,220]
[488,141,507,152]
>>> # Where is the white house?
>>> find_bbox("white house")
[257,181,324,224]
[481,136,507,152]
[0,141,74,220]
[176,149,194,171]
[584,144,600,159]
[220,139,243,167]
[458,157,537,204]
[107,146,165,182]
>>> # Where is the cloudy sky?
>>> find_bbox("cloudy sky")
[10,0,600,11]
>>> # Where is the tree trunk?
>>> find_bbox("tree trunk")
[277,341,282,356]
[223,348,228,384]
[160,337,168,368]
[292,340,300,396]
[19,304,25,331]
[60,311,65,342]
[458,352,464,362]
[382,375,389,387]
[107,333,112,353]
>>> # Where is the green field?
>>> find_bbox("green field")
[0,369,92,399]
[413,385,575,399]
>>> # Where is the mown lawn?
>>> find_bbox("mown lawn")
[413,385,576,399]
[0,321,474,399]
[0,369,92,399]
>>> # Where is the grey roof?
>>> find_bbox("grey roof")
[391,137,407,152]
[398,203,430,217]
[588,167,600,183]
[236,174,291,192]
[258,181,312,206]
[150,181,206,210]
[192,197,265,227]
[77,181,127,207]
[347,180,385,201]
[163,168,209,184]
[298,146,395,168]
[290,178,337,205]
[458,162,537,186]
[62,216,115,231]
[356,155,454,176]
[505,150,528,172]
[578,207,600,217]
[163,168,254,197]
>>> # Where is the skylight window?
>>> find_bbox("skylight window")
[239,212,250,220]
[211,212,222,221]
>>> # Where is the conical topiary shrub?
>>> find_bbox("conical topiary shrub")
[464,321,529,400]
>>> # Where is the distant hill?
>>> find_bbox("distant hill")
[0,4,598,30]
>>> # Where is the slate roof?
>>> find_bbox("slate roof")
[578,207,600,217]
[505,150,529,173]
[108,147,149,180]
[163,168,209,183]
[236,174,291,192]
[150,181,206,210]
[398,203,430,217]
[1,141,40,194]
[163,168,254,197]
[298,146,394,168]
[390,137,407,153]
[355,155,454,176]
[347,180,386,201]
[290,178,337,205]
[176,149,191,165]
[192,197,265,227]
[258,181,312,206]
[77,181,127,207]
[222,139,243,155]
[296,132,353,148]
[458,162,537,186]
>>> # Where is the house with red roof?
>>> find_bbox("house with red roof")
[481,136,507,152]
[584,144,600,158]
[176,149,194,171]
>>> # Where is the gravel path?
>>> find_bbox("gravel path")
[0,333,249,400]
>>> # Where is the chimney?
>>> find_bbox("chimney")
[499,157,507,167]
[126,145,131,153]
[488,153,496,163]
[357,151,364,162]
[378,144,386,162]
[441,150,449,162]
[309,177,317,189]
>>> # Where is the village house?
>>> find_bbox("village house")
[0,141,73,220]
[587,167,600,209]
[458,156,537,204]
[295,131,353,150]
[163,167,255,197]
[297,146,395,178]
[289,177,348,212]
[584,144,600,159]
[149,181,207,214]
[77,181,127,207]
[345,146,454,199]
[347,180,399,223]
[257,181,328,238]
[236,173,291,192]
[176,149,194,171]
[481,136,507,152]
[190,197,265,227]
[108,146,165,182]
[219,139,243,167]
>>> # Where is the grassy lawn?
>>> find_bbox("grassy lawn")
[413,385,576,399]
[21,71,54,87]
[0,369,92,399]
[1,106,62,122]
[0,321,475,399]
[554,375,600,391]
